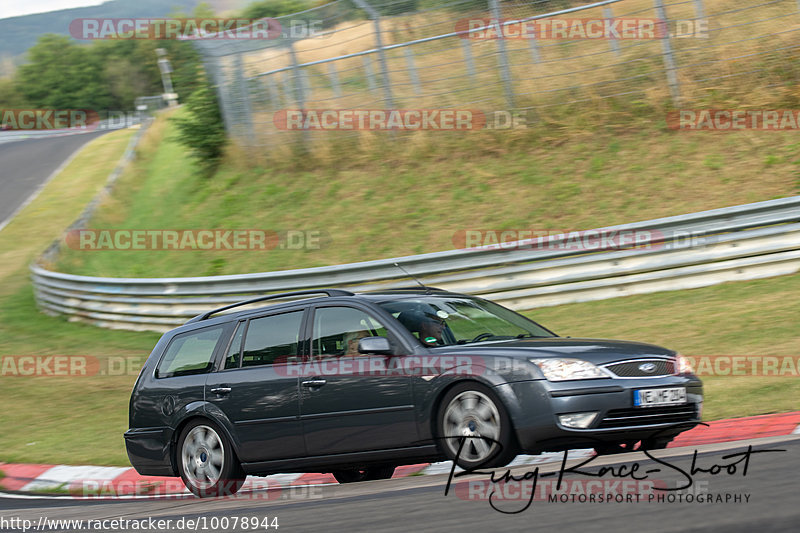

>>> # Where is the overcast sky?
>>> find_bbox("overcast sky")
[0,0,105,19]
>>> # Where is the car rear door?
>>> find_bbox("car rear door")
[299,304,419,456]
[204,307,307,464]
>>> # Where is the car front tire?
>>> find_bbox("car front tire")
[177,419,245,498]
[437,382,517,470]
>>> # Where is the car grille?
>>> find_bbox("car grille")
[603,359,675,378]
[597,404,698,429]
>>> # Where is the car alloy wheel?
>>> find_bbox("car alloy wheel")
[438,383,516,469]
[178,420,245,497]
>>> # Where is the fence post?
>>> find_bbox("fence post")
[489,0,515,108]
[362,55,377,92]
[603,6,621,57]
[460,39,477,82]
[265,75,280,107]
[201,53,233,134]
[328,63,342,98]
[287,41,306,109]
[233,54,255,147]
[403,47,422,95]
[352,0,395,108]
[654,0,681,107]
[287,40,309,144]
[527,33,540,64]
[693,0,705,20]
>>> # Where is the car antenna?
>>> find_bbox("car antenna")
[393,262,431,294]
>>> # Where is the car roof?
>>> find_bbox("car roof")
[180,287,474,330]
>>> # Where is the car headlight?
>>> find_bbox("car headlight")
[676,354,694,375]
[529,358,608,381]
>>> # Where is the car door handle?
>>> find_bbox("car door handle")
[210,387,232,394]
[302,379,327,388]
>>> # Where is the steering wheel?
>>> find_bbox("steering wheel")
[469,332,495,343]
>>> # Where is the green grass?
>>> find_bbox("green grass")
[0,128,161,466]
[53,111,800,278]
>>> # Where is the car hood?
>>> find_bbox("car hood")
[432,337,676,365]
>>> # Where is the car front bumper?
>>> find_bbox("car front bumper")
[496,375,703,453]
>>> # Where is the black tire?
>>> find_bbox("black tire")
[177,419,245,498]
[332,465,396,484]
[436,382,517,470]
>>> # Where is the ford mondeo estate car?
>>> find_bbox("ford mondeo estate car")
[125,288,703,497]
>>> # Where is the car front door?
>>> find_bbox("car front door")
[300,304,419,456]
[204,308,307,464]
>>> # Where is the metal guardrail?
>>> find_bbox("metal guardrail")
[30,196,800,332]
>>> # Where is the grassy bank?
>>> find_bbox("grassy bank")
[54,111,800,278]
[0,129,161,465]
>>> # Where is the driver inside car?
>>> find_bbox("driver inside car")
[397,311,446,346]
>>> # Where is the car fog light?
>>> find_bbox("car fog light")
[558,412,598,429]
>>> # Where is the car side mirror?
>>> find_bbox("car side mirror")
[358,336,393,355]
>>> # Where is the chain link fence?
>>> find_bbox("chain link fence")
[192,0,800,149]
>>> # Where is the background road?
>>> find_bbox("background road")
[1,436,797,532]
[0,131,108,229]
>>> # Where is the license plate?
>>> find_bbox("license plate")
[634,387,687,407]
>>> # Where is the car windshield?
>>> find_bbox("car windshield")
[377,295,555,346]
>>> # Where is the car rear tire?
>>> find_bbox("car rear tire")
[177,419,245,498]
[332,466,396,483]
[437,382,517,470]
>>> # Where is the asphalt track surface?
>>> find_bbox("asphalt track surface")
[1,435,798,533]
[0,131,108,228]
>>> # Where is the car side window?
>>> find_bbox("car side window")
[156,325,225,378]
[241,311,304,367]
[224,322,245,369]
[311,307,391,359]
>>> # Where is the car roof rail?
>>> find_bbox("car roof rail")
[368,286,448,293]
[186,289,355,324]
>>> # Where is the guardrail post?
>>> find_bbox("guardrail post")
[352,0,395,108]
[489,0,515,108]
[654,0,681,107]
[603,7,621,57]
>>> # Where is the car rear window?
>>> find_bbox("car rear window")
[156,325,226,378]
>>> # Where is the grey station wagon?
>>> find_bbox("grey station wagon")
[125,288,703,497]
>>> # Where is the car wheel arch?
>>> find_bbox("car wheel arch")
[169,415,241,476]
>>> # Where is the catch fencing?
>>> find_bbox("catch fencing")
[193,0,800,148]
